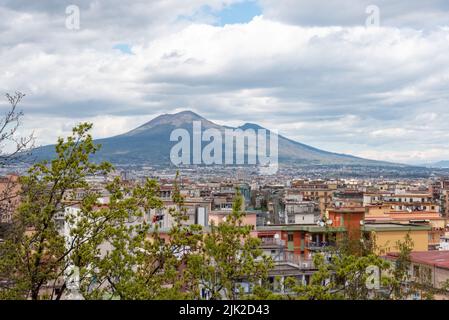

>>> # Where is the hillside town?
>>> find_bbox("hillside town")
[2,165,449,299]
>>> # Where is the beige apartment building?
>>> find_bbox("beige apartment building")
[291,181,336,215]
[386,251,449,299]
[0,174,21,224]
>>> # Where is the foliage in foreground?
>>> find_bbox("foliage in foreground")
[0,123,270,300]
[0,123,443,300]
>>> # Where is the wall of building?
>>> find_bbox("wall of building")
[294,213,315,224]
[280,231,304,255]
[365,205,393,217]
[374,230,428,254]
[0,174,21,223]
[328,210,364,240]
[435,267,449,290]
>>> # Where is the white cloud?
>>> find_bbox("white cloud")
[1,1,449,164]
[259,0,449,29]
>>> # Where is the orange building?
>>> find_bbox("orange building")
[0,174,21,224]
[326,207,365,241]
[257,224,345,257]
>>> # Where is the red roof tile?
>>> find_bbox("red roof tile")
[387,251,449,269]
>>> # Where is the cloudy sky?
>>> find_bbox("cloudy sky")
[1,0,449,164]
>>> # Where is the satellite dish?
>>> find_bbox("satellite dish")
[319,221,325,227]
[274,234,280,239]
[360,220,364,226]
[326,220,333,225]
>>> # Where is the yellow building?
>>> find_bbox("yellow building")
[362,223,431,255]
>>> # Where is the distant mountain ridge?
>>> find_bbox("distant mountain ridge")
[424,160,449,168]
[30,110,399,167]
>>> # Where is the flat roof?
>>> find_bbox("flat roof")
[257,224,346,233]
[328,207,365,213]
[209,210,258,215]
[362,223,431,232]
[385,193,432,197]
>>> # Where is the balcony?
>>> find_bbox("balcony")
[273,252,315,270]
[305,241,334,251]
[260,237,285,247]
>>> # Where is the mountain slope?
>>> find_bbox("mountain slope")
[29,110,397,167]
[425,160,449,168]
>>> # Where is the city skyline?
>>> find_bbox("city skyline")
[3,0,449,305]
[1,1,449,164]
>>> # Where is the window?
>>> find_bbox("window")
[413,265,420,278]
[288,234,294,242]
[421,266,432,284]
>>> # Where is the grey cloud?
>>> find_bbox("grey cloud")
[259,0,449,29]
[1,1,449,163]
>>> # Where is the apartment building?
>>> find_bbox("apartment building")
[333,190,364,208]
[385,251,449,299]
[283,192,319,224]
[383,193,439,213]
[147,197,212,230]
[326,207,365,240]
[363,223,431,254]
[442,189,449,218]
[0,174,21,224]
[291,180,336,215]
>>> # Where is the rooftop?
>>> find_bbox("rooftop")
[257,224,346,233]
[386,251,449,269]
[328,207,365,213]
[362,222,431,232]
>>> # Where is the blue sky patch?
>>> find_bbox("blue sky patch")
[216,1,262,25]
[177,1,261,26]
[113,43,133,55]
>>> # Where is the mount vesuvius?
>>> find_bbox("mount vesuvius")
[29,111,397,167]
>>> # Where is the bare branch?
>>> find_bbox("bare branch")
[0,91,35,167]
